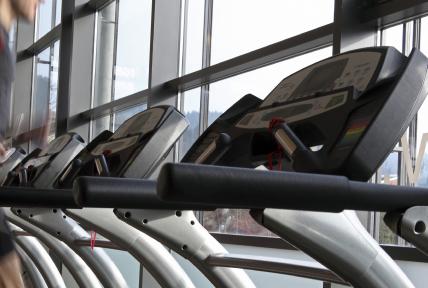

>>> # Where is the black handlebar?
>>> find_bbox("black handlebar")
[73,176,213,210]
[157,163,428,212]
[3,163,428,212]
[0,186,77,208]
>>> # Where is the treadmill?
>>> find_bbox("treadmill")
[56,106,254,288]
[4,133,127,288]
[0,146,102,288]
[56,106,196,288]
[0,147,74,288]
[153,46,428,288]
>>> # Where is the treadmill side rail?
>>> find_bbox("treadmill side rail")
[12,207,128,288]
[10,224,66,288]
[15,245,47,288]
[65,208,196,288]
[115,209,256,288]
[6,210,102,288]
[253,209,414,288]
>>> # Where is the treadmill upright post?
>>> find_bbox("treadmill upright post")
[252,209,414,288]
[115,209,256,288]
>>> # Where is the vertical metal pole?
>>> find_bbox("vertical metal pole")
[199,0,213,134]
[333,0,377,54]
[56,0,75,135]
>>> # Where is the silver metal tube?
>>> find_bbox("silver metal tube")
[66,208,196,288]
[6,210,102,288]
[15,244,47,288]
[11,224,66,288]
[12,208,128,288]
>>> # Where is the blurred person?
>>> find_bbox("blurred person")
[0,0,42,287]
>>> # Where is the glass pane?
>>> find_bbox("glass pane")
[381,24,403,52]
[179,88,201,160]
[37,0,53,39]
[55,0,62,25]
[377,152,399,244]
[113,104,147,132]
[211,0,334,64]
[93,2,117,107]
[114,0,152,99]
[104,249,140,288]
[31,42,59,149]
[204,209,276,237]
[181,0,205,75]
[91,115,111,141]
[416,17,428,188]
[208,46,332,125]
[415,95,428,189]
[37,0,61,39]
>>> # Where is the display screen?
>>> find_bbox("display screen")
[261,104,313,121]
[112,108,165,139]
[290,58,348,100]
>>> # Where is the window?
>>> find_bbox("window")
[208,46,332,125]
[211,0,334,64]
[114,0,152,99]
[104,249,140,288]
[36,0,62,40]
[416,17,428,188]
[381,24,403,52]
[180,0,205,75]
[93,0,152,108]
[31,42,60,149]
[93,2,116,108]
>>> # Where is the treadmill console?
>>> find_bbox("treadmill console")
[55,106,188,188]
[183,47,428,181]
[0,147,26,185]
[4,133,85,188]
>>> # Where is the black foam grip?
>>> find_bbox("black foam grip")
[73,176,211,210]
[158,163,350,212]
[158,163,428,212]
[0,186,77,208]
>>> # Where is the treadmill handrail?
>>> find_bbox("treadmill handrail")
[72,164,428,212]
[155,163,428,212]
[0,186,77,208]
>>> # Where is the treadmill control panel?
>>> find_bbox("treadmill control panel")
[112,107,166,140]
[55,106,189,188]
[261,51,384,107]
[4,133,85,188]
[183,47,428,181]
[236,91,348,129]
